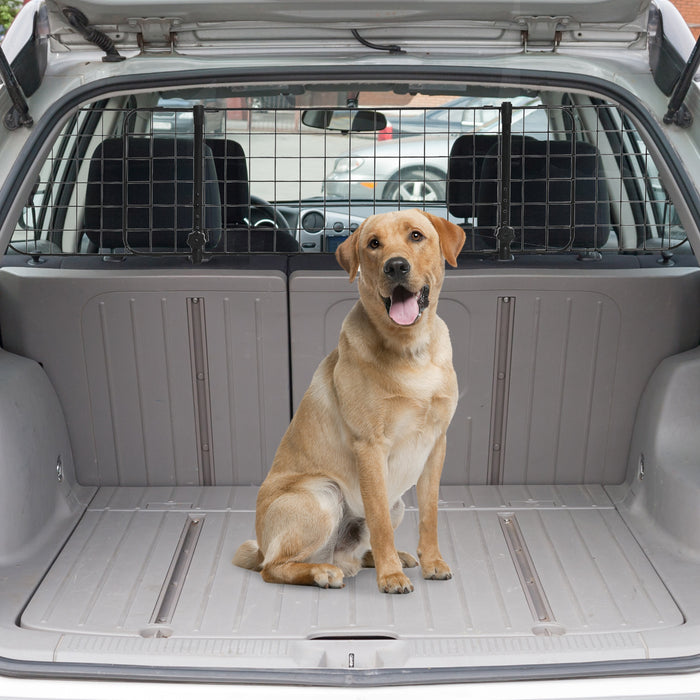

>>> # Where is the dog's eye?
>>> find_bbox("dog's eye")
[410,230,424,242]
[368,238,381,249]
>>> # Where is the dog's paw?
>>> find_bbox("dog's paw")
[378,571,414,594]
[398,551,419,568]
[312,564,345,589]
[421,558,452,581]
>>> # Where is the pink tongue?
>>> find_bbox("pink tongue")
[389,291,419,326]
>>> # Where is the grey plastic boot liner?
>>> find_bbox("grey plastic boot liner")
[20,484,683,669]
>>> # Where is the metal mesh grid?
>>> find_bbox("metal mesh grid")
[8,99,689,260]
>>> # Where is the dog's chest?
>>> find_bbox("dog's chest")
[385,420,440,503]
[383,378,454,503]
[386,360,456,431]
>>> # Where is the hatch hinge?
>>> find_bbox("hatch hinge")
[128,17,180,53]
[517,16,569,52]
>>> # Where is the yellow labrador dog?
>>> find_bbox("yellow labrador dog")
[234,209,465,593]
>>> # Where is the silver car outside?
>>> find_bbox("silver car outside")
[325,134,453,202]
[325,99,547,202]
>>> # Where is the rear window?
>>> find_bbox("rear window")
[7,88,690,258]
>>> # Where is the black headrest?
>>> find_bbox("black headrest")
[447,134,539,219]
[447,134,500,219]
[476,139,610,249]
[205,138,250,227]
[82,137,222,251]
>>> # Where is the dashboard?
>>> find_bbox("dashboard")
[278,201,449,253]
[296,208,364,252]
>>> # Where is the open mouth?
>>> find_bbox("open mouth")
[382,285,430,326]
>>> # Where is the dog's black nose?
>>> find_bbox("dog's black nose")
[384,257,411,280]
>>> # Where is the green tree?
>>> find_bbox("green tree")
[0,0,22,37]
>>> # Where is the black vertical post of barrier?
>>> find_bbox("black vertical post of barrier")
[496,101,515,261]
[188,104,207,263]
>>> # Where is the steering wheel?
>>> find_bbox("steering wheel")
[248,195,291,231]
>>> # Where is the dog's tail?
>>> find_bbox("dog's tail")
[233,540,264,571]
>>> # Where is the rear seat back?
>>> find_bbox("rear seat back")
[288,256,700,485]
[2,255,699,487]
[0,266,290,486]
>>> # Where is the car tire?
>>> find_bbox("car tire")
[383,167,446,202]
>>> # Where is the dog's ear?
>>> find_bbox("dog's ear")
[420,211,466,268]
[335,223,362,282]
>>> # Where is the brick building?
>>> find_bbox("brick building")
[672,0,700,38]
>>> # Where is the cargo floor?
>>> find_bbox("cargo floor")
[20,485,684,668]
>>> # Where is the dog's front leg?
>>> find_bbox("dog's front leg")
[416,433,452,580]
[355,440,414,594]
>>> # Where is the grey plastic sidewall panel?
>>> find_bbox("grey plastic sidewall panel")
[625,345,700,555]
[0,348,77,562]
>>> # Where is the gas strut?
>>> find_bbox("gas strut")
[0,44,33,130]
[663,33,700,128]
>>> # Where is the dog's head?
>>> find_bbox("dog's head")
[336,210,465,331]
